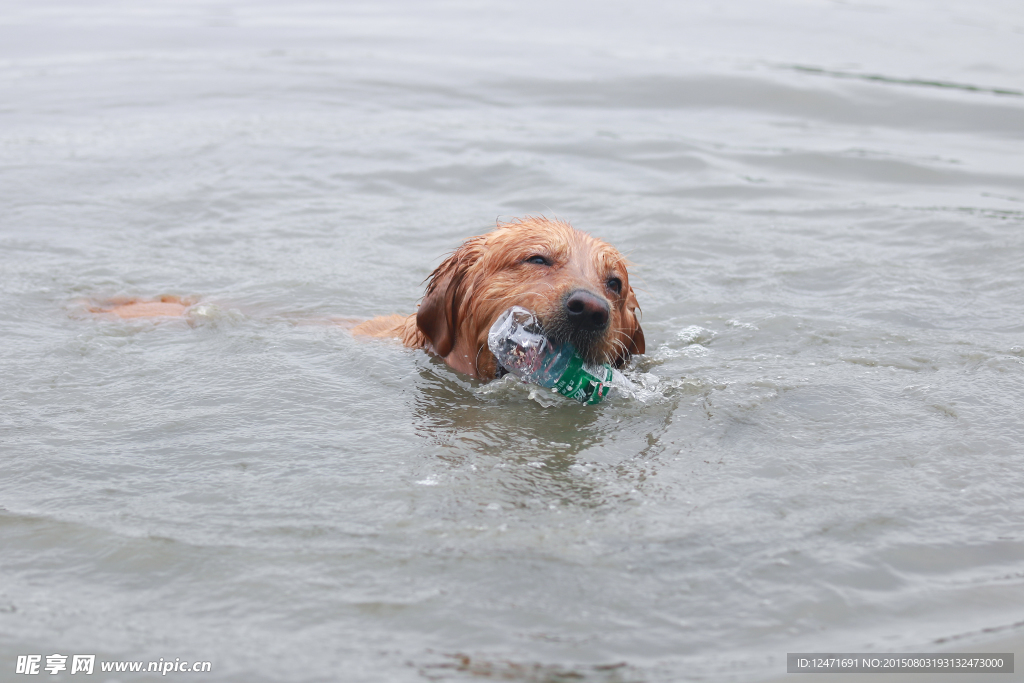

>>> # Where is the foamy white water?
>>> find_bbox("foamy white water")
[2,1,1023,681]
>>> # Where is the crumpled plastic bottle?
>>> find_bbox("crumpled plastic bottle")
[487,306,633,405]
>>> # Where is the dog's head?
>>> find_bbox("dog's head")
[416,217,645,379]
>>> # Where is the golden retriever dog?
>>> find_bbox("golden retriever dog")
[89,217,644,380]
[351,217,645,379]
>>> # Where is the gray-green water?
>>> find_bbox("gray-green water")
[2,1,1023,681]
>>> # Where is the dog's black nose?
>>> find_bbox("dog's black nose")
[565,289,610,332]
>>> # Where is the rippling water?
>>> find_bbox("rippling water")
[2,1,1023,681]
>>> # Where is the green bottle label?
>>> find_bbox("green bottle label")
[553,354,614,405]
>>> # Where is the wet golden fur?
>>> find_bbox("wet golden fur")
[352,217,644,379]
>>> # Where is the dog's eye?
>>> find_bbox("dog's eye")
[606,277,623,295]
[524,255,551,266]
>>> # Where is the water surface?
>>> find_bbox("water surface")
[2,1,1024,681]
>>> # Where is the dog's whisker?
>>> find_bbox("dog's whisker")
[473,342,489,378]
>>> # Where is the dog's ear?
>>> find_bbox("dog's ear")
[416,237,483,358]
[417,266,458,358]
